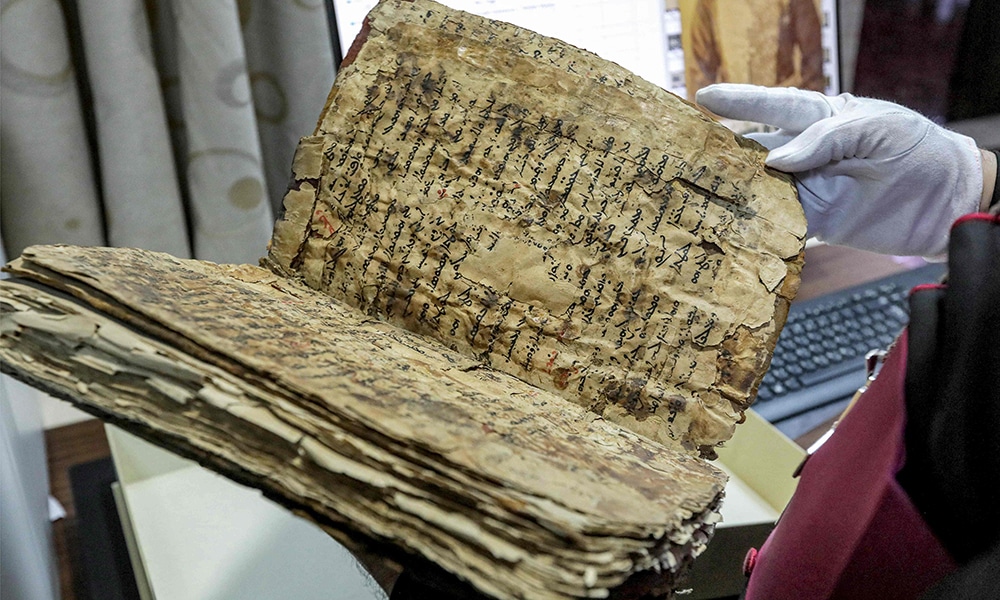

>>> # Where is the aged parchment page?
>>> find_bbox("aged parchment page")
[1,245,725,600]
[268,0,807,456]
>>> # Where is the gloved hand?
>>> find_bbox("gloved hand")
[695,84,986,258]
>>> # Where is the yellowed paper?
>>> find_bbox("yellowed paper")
[267,0,806,456]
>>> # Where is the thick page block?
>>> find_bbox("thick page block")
[1,245,723,599]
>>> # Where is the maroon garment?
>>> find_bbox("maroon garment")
[744,331,957,599]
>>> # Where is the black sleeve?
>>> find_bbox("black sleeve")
[901,216,1000,576]
[921,541,1000,600]
[991,150,1000,213]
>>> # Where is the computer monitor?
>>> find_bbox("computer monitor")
[326,0,840,118]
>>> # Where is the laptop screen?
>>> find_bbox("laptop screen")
[326,0,840,112]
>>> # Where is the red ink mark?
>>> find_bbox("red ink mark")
[481,423,494,434]
[437,188,449,199]
[544,351,558,373]
[552,366,579,390]
[555,324,576,343]
[512,182,521,189]
[314,210,336,235]
[288,339,312,351]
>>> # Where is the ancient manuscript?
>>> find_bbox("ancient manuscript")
[0,1,807,599]
[267,0,806,457]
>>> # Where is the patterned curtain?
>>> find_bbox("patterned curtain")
[0,0,336,264]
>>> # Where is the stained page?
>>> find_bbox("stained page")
[268,0,807,456]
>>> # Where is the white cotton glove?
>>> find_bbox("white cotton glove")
[695,84,985,258]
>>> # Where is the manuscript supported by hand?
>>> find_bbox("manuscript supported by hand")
[0,1,806,598]
[267,0,806,457]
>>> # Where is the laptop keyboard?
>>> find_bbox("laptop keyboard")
[755,263,947,439]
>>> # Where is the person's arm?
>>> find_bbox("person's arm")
[980,149,998,213]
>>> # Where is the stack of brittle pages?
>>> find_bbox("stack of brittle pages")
[0,1,806,598]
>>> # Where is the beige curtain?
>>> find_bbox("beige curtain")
[1,0,336,264]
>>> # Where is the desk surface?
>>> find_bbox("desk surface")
[796,244,926,303]
[108,427,389,600]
